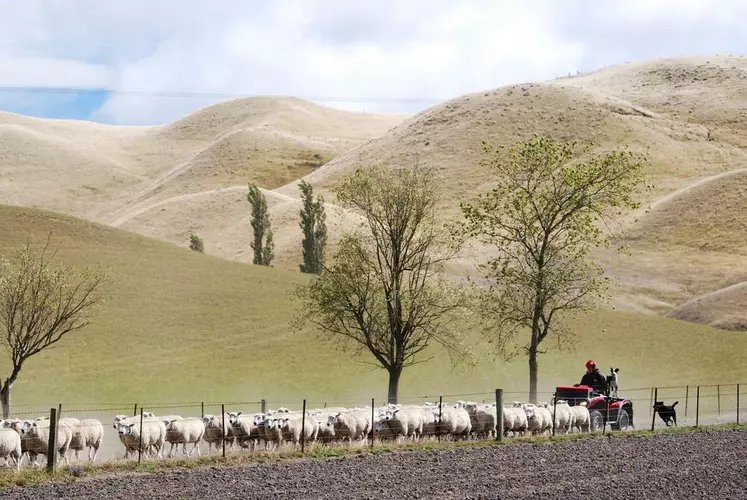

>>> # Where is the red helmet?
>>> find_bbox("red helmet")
[585,359,596,370]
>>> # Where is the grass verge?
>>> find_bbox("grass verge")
[3,422,747,489]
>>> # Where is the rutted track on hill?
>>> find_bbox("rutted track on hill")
[6,428,747,499]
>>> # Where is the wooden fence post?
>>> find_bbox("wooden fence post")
[437,396,443,443]
[737,384,741,425]
[138,408,144,464]
[221,404,226,458]
[56,403,62,454]
[604,394,610,435]
[717,385,721,419]
[133,403,138,417]
[201,402,204,419]
[695,386,700,427]
[46,407,58,471]
[685,386,689,418]
[301,399,307,453]
[649,388,654,416]
[650,388,658,431]
[370,398,375,447]
[552,394,557,437]
[495,389,504,443]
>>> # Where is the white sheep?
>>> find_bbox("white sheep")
[326,411,371,443]
[151,415,185,457]
[227,412,259,450]
[255,414,283,450]
[112,414,163,458]
[570,403,591,433]
[312,412,337,443]
[19,419,74,467]
[277,413,318,447]
[163,418,205,457]
[0,427,22,470]
[201,414,235,454]
[112,415,139,458]
[115,417,166,459]
[523,404,552,436]
[464,403,497,439]
[550,400,573,434]
[502,406,529,437]
[433,406,472,440]
[4,419,36,465]
[71,419,104,461]
[59,417,82,459]
[380,407,427,441]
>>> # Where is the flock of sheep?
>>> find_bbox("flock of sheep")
[0,398,591,470]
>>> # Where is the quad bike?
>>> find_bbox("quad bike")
[552,384,634,431]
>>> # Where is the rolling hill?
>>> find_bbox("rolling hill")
[2,54,747,332]
[1,205,746,414]
[0,96,406,226]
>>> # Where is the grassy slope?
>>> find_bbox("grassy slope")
[1,206,746,414]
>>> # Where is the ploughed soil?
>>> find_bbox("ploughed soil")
[5,429,747,499]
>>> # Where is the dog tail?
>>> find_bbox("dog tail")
[672,401,679,408]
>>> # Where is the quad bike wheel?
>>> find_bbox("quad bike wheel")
[589,410,604,431]
[611,408,632,431]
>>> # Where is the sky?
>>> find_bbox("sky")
[1,0,746,126]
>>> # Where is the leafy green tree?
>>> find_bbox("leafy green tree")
[293,165,472,404]
[0,237,109,418]
[298,180,327,274]
[460,135,649,403]
[247,183,274,266]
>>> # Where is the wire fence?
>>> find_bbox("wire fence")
[1,383,745,472]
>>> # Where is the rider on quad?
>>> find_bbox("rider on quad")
[577,359,608,395]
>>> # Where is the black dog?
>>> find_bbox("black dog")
[653,400,678,426]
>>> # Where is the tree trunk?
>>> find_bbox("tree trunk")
[528,331,539,404]
[387,366,402,405]
[0,382,10,419]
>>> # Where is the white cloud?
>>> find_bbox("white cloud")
[1,0,747,124]
[0,57,110,88]
[91,1,587,124]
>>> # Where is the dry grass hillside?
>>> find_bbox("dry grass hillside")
[2,54,747,331]
[0,97,406,226]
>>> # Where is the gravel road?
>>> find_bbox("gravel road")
[5,429,747,499]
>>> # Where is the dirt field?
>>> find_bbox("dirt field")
[5,428,747,499]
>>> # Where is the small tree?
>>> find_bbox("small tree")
[247,183,274,266]
[293,165,472,404]
[0,237,109,418]
[189,233,204,253]
[460,136,649,403]
[298,180,327,274]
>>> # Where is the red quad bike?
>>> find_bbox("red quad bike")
[553,385,634,431]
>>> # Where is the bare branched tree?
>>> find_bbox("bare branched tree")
[292,164,473,404]
[0,236,109,418]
